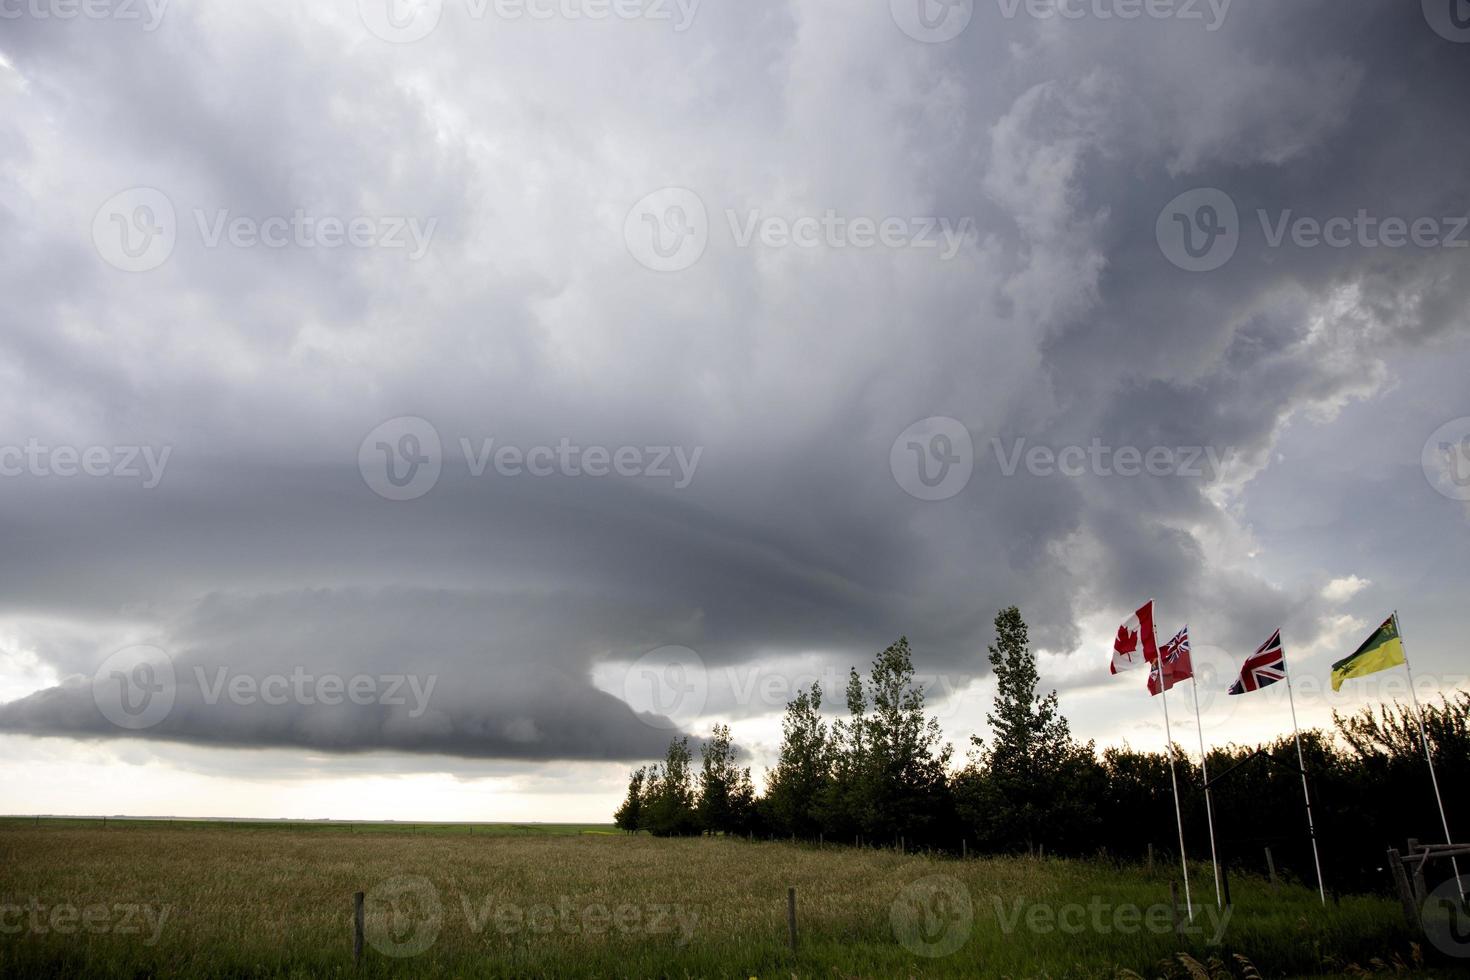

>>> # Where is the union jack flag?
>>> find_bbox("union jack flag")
[1228,629,1287,695]
[1148,626,1194,696]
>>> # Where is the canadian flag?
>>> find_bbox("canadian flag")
[1111,600,1160,675]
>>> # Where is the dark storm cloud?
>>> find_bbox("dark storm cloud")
[0,0,1467,762]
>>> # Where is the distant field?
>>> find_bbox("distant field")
[0,816,616,836]
[0,821,1447,978]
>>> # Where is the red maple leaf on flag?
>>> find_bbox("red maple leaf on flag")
[1114,625,1139,662]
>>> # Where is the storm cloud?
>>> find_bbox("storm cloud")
[0,0,1467,768]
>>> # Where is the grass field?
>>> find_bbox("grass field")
[0,819,1447,978]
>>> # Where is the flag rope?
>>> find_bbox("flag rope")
[1190,675,1222,908]
[1154,616,1194,923]
[1282,660,1326,905]
[1395,611,1465,902]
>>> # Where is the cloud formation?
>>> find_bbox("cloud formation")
[0,0,1467,765]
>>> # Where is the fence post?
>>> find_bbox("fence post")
[1387,849,1421,933]
[353,892,365,966]
[1265,847,1278,889]
[962,839,967,860]
[786,887,798,952]
[1147,843,1155,872]
[1170,882,1183,937]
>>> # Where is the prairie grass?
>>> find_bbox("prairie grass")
[0,820,1441,978]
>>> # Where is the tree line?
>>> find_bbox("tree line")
[614,607,1469,894]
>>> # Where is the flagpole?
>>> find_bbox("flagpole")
[1282,658,1327,905]
[1189,673,1223,908]
[1154,624,1194,923]
[1395,611,1464,901]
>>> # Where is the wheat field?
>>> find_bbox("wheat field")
[0,819,1442,978]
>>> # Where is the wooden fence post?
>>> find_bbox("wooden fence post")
[353,892,365,966]
[1170,882,1183,937]
[1387,849,1421,933]
[1147,843,1155,872]
[1265,847,1278,889]
[962,839,967,860]
[787,887,798,952]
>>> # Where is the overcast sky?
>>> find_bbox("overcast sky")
[1,0,1468,822]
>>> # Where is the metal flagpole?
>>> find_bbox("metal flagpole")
[1282,655,1326,905]
[1395,611,1465,902]
[1154,629,1194,923]
[1189,670,1223,908]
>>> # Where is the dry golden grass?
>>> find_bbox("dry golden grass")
[0,821,1437,978]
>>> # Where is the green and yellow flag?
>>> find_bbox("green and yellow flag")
[1331,615,1407,691]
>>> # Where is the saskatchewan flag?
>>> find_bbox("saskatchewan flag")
[1331,615,1407,692]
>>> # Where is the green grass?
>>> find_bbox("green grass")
[0,821,1446,978]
